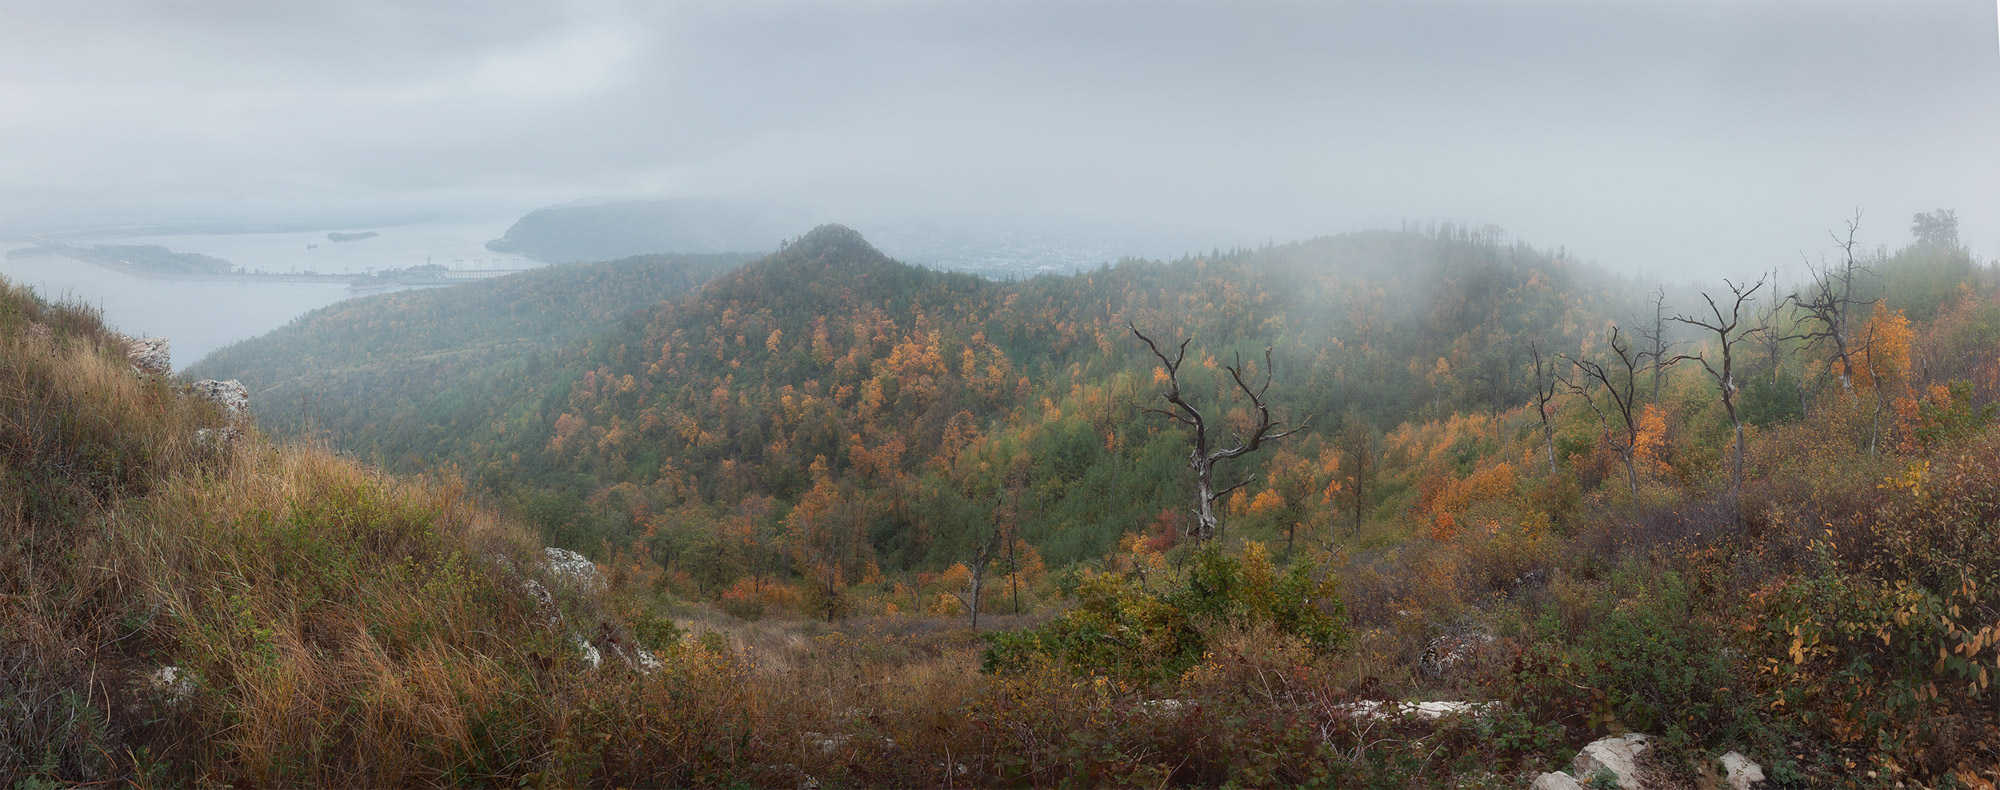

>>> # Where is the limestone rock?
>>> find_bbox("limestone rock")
[1530,772,1584,790]
[544,547,604,593]
[1572,733,1651,788]
[148,665,195,703]
[572,633,602,668]
[193,378,249,417]
[1718,751,1765,789]
[1339,699,1498,721]
[521,578,560,627]
[122,335,171,377]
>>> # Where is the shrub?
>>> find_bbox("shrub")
[983,541,1347,684]
[1508,564,1755,749]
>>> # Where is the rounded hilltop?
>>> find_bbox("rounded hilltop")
[782,223,886,261]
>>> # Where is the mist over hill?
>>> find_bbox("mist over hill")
[27,209,2000,785]
[486,198,1250,279]
[206,222,1653,564]
[485,198,815,262]
[12,0,2000,782]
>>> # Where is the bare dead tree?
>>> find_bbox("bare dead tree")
[1854,318,1894,455]
[1670,276,1766,498]
[1528,339,1562,475]
[950,522,1002,631]
[1745,268,1788,383]
[1637,286,1682,401]
[1131,323,1307,542]
[1563,326,1646,496]
[957,464,1026,627]
[1786,211,1877,393]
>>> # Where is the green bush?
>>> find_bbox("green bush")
[983,542,1346,684]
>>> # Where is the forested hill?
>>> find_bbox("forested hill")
[187,251,755,465]
[210,222,1652,585]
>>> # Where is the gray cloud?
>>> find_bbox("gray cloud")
[3,0,1996,275]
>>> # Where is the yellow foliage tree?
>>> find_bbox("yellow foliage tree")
[1631,404,1671,477]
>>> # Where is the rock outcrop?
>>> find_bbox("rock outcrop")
[1339,700,1499,721]
[192,378,249,418]
[1527,733,1766,790]
[121,334,172,377]
[1571,732,1650,785]
[1703,751,1767,790]
[545,547,606,594]
[1529,772,1583,790]
[521,548,660,673]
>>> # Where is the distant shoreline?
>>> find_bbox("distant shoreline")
[7,250,537,293]
[6,248,354,284]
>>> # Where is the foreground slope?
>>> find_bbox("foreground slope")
[0,279,674,785]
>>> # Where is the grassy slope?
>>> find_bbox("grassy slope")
[0,279,657,785]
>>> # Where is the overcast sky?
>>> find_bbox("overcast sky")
[3,0,1996,277]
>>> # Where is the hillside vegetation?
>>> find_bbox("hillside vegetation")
[189,251,754,469]
[20,210,2000,785]
[0,271,1581,787]
[212,223,1656,575]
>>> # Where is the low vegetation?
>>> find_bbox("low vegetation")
[8,210,2000,785]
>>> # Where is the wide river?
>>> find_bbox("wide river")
[0,219,533,370]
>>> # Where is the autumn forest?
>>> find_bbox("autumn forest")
[129,210,2000,784]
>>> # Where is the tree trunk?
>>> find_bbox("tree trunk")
[1722,393,1745,497]
[1192,450,1218,541]
[1541,420,1558,474]
[967,572,983,631]
[1008,540,1020,614]
[1621,449,1639,496]
[1731,416,1745,494]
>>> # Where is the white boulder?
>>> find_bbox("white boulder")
[1338,699,1498,721]
[544,547,604,593]
[1529,772,1584,790]
[572,633,602,668]
[193,379,249,417]
[1704,751,1766,790]
[1572,733,1651,788]
[123,335,171,377]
